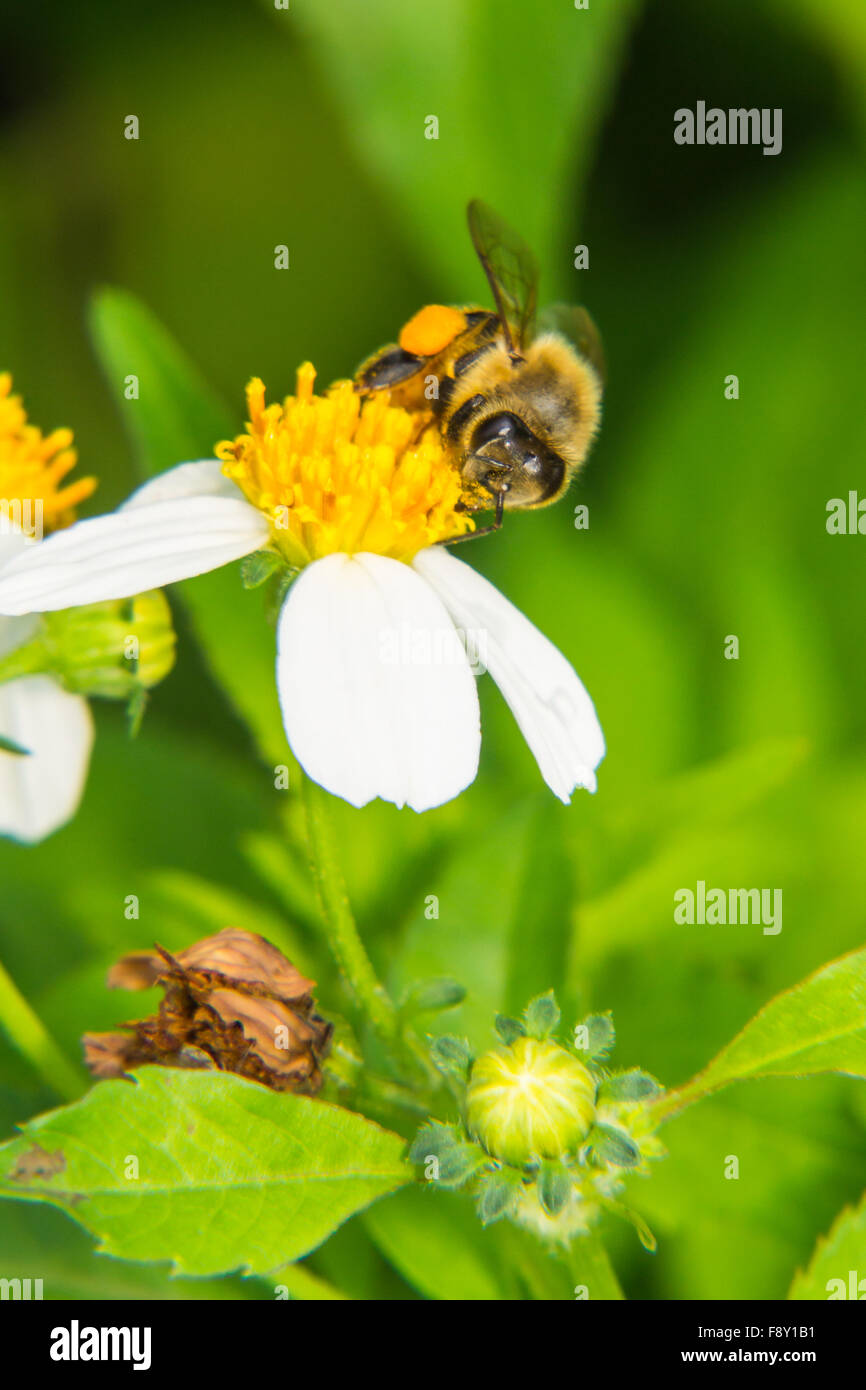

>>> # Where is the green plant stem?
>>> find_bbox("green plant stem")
[299,772,400,1050]
[0,956,84,1101]
[647,1079,711,1125]
[566,1232,625,1300]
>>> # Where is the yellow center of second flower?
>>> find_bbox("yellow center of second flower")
[0,373,96,529]
[216,364,474,565]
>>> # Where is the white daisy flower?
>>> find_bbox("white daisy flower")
[0,373,100,843]
[0,604,95,844]
[0,367,604,813]
[0,374,174,843]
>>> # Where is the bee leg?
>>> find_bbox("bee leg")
[438,494,504,546]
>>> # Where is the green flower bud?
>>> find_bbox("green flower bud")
[31,592,175,699]
[466,1036,596,1166]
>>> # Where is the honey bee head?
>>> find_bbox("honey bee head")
[460,335,602,511]
[462,409,566,509]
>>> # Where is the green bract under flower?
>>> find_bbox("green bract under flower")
[0,591,176,700]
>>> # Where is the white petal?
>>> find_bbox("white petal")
[120,459,245,510]
[276,552,481,811]
[0,496,270,615]
[0,676,94,843]
[414,546,604,802]
[0,520,29,573]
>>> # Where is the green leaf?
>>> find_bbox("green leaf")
[88,287,234,475]
[0,1069,410,1276]
[566,1232,625,1300]
[88,288,286,764]
[273,1263,349,1301]
[0,1202,272,1301]
[654,948,866,1122]
[365,1186,508,1300]
[290,0,638,291]
[638,1084,865,1299]
[789,1192,866,1300]
[504,802,574,1014]
[391,802,538,1050]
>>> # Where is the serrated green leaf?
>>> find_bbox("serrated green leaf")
[0,1069,410,1276]
[654,948,866,1122]
[789,1193,866,1300]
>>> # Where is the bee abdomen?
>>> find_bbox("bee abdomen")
[463,310,499,335]
[453,342,496,378]
[356,346,424,392]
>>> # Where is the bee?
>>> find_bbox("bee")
[355,199,605,526]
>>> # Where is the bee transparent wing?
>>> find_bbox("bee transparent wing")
[538,302,607,384]
[467,199,539,354]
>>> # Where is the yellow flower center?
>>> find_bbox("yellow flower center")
[216,364,474,565]
[0,373,96,531]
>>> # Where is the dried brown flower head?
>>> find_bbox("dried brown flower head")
[82,928,332,1095]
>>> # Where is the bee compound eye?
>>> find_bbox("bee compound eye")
[472,412,520,448]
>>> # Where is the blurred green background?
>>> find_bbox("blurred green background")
[1,0,865,1300]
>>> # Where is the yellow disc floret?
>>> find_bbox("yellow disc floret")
[216,365,473,566]
[0,373,96,530]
